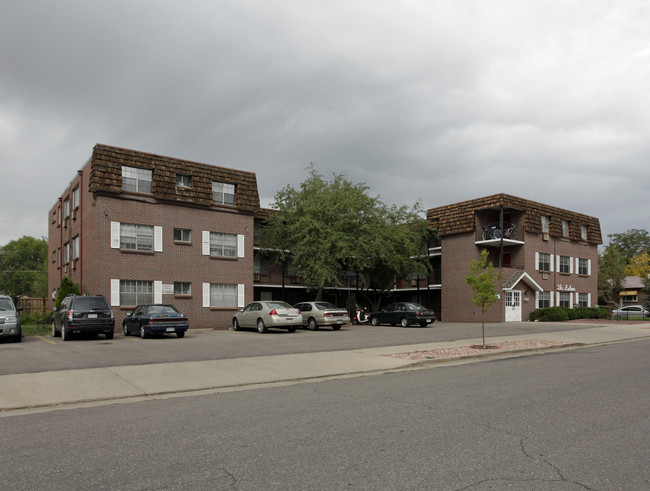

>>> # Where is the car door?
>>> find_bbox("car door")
[382,304,397,324]
[240,303,259,328]
[297,303,310,325]
[126,306,144,330]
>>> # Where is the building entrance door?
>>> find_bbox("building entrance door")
[505,290,521,322]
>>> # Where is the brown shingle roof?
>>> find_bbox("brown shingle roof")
[87,144,260,213]
[427,193,602,245]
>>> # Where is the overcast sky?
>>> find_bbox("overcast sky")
[2,0,649,247]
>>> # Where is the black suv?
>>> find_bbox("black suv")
[52,295,115,341]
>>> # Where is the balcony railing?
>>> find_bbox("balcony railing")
[477,222,523,243]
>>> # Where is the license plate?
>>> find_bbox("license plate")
[166,327,175,332]
[286,318,294,322]
[426,319,432,323]
[88,313,97,319]
[337,320,343,324]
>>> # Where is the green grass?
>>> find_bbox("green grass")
[20,322,51,337]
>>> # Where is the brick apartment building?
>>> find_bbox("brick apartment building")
[48,144,261,329]
[427,194,602,322]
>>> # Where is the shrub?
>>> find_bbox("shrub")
[532,306,611,322]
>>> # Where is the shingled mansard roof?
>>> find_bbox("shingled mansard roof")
[427,193,602,245]
[87,144,261,213]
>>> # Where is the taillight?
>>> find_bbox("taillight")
[415,311,422,316]
[269,309,277,316]
[67,310,73,320]
[324,313,332,317]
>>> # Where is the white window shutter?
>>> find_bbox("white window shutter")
[556,292,560,306]
[237,234,245,258]
[587,259,592,276]
[154,226,163,252]
[203,283,210,307]
[202,231,210,256]
[588,293,591,306]
[238,284,245,307]
[535,291,539,308]
[535,252,539,271]
[110,279,120,306]
[575,258,579,274]
[111,222,120,249]
[550,292,554,307]
[569,292,573,307]
[550,254,554,272]
[154,281,162,303]
[569,257,574,274]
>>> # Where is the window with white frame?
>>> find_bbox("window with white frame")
[580,224,588,241]
[120,280,153,306]
[209,283,237,307]
[209,232,237,257]
[120,223,154,251]
[562,220,570,237]
[212,181,236,205]
[559,292,571,307]
[72,186,80,209]
[122,166,153,194]
[63,242,70,264]
[620,294,638,303]
[538,291,551,309]
[541,215,550,234]
[578,258,589,275]
[176,174,191,188]
[72,236,80,259]
[538,253,551,271]
[174,228,191,242]
[174,282,191,296]
[52,250,56,263]
[63,197,70,218]
[559,255,570,274]
[578,293,589,307]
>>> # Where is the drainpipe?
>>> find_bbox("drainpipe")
[78,169,83,293]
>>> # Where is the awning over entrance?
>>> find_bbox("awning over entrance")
[502,271,543,292]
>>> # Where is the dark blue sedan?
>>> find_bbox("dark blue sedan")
[123,304,189,339]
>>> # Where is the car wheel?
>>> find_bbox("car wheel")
[61,325,70,341]
[332,325,341,331]
[105,331,114,340]
[177,331,185,338]
[123,323,130,336]
[140,325,147,339]
[232,318,240,331]
[52,321,60,337]
[401,317,410,328]
[370,317,380,326]
[257,318,267,334]
[287,327,296,333]
[308,317,318,331]
[14,332,22,343]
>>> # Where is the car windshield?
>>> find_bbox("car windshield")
[314,302,337,310]
[0,298,15,311]
[148,305,179,314]
[266,301,293,309]
[74,298,109,310]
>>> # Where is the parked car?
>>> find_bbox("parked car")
[52,295,114,341]
[0,295,22,343]
[123,304,189,338]
[611,305,650,319]
[233,301,300,333]
[294,301,350,330]
[368,302,437,327]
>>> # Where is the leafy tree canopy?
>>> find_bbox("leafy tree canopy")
[0,236,48,299]
[607,228,650,263]
[625,251,650,278]
[55,276,80,308]
[598,245,627,306]
[261,165,432,303]
[465,249,502,347]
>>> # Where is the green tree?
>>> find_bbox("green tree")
[261,165,431,306]
[607,229,650,263]
[55,276,80,308]
[624,251,650,278]
[0,236,48,299]
[465,249,502,348]
[598,245,627,307]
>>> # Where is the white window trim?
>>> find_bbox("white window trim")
[111,279,120,306]
[238,284,245,307]
[202,231,245,258]
[203,283,210,307]
[154,226,163,252]
[154,281,163,303]
[111,221,120,249]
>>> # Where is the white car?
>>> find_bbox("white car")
[293,301,350,330]
[611,305,649,319]
[233,301,300,333]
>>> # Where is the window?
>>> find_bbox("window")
[541,215,550,234]
[176,174,191,188]
[63,197,70,218]
[620,294,638,303]
[52,250,56,263]
[559,292,571,307]
[72,236,80,259]
[120,223,154,251]
[174,282,191,296]
[580,225,588,241]
[578,293,588,307]
[538,253,551,271]
[209,232,237,257]
[122,166,153,194]
[63,243,70,264]
[559,256,570,274]
[72,186,80,209]
[578,258,589,275]
[562,220,570,237]
[174,228,191,242]
[120,280,153,306]
[538,291,551,309]
[209,283,237,307]
[212,181,236,205]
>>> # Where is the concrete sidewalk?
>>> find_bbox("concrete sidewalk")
[2,323,649,412]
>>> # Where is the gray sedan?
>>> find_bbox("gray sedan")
[233,301,300,333]
[294,301,350,330]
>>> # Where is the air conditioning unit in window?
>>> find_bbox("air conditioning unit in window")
[542,233,549,241]
[542,272,549,280]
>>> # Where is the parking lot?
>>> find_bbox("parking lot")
[0,321,602,376]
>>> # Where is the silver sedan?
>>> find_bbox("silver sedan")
[233,301,301,333]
